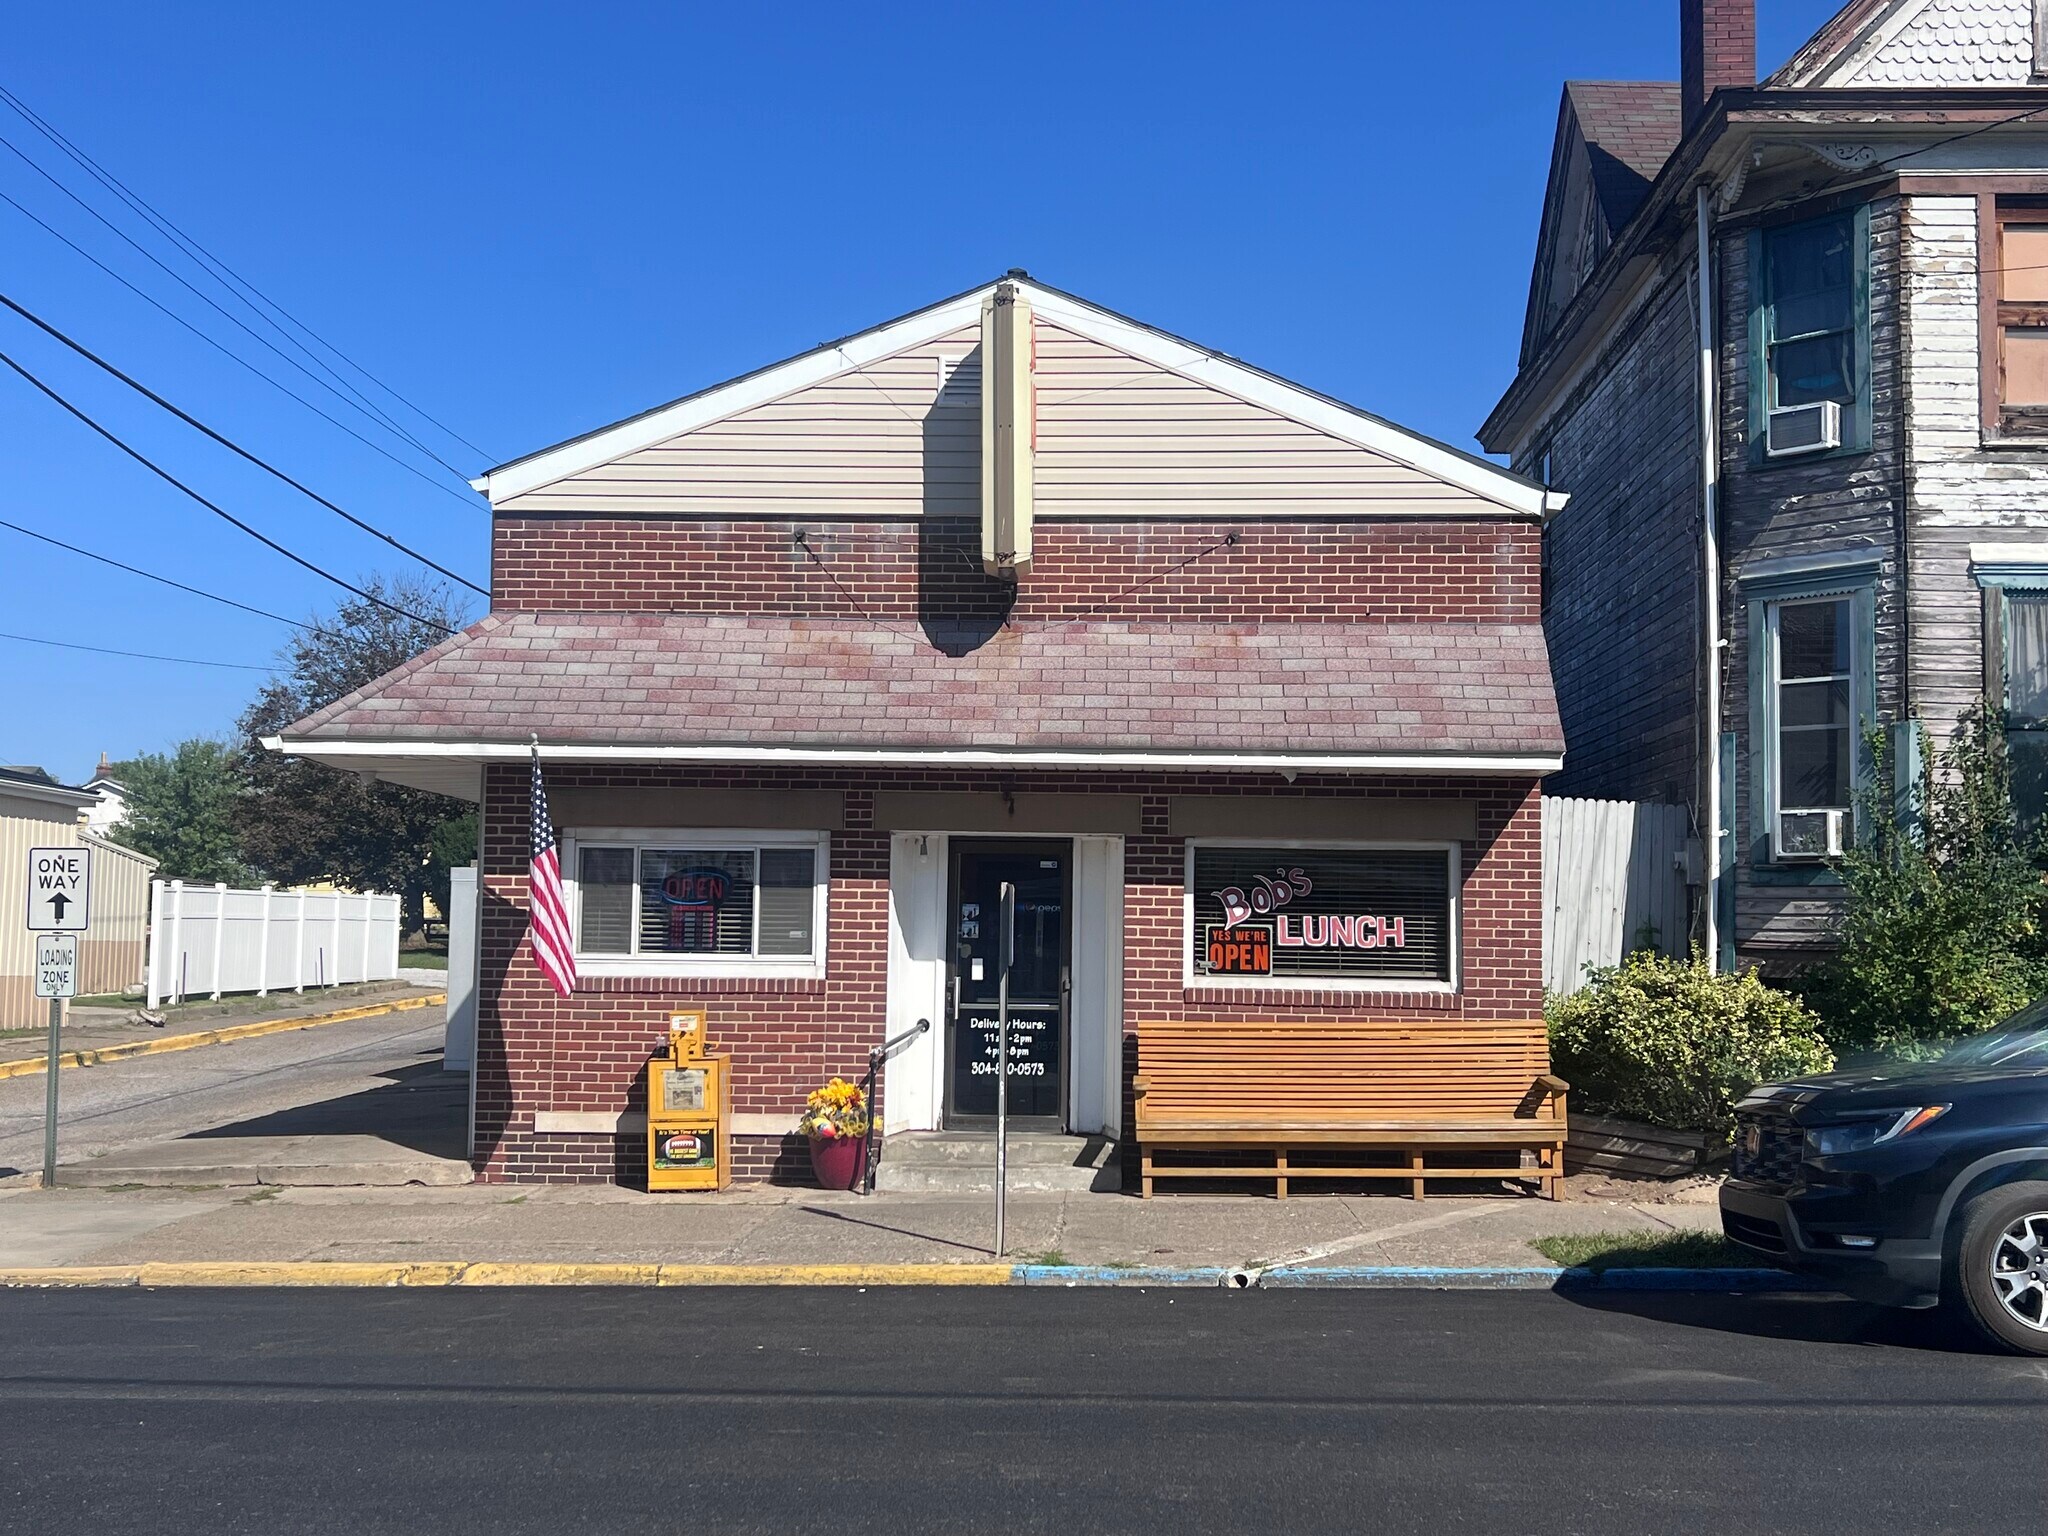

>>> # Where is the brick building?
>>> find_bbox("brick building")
[274,275,1565,1184]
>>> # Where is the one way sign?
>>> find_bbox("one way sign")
[26,846,90,932]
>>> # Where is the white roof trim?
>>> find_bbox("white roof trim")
[0,776,96,809]
[270,736,1562,777]
[477,278,1550,518]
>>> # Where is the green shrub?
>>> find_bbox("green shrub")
[1546,952,1834,1143]
[1800,713,2048,1059]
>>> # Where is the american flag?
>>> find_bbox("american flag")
[528,745,576,998]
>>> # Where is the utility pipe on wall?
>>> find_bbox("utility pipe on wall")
[1696,182,1724,974]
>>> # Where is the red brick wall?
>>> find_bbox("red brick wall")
[472,763,1544,1184]
[490,515,1540,625]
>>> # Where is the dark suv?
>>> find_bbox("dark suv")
[1721,998,2048,1355]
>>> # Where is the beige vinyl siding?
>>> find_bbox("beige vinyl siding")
[0,808,156,1027]
[501,322,1496,518]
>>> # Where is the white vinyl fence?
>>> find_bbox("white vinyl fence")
[1542,796,1695,996]
[147,881,402,1007]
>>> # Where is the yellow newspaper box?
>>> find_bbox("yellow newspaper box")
[647,1010,731,1192]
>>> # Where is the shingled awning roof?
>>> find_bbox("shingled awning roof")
[271,612,1562,798]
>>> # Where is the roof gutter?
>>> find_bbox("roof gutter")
[267,736,1564,777]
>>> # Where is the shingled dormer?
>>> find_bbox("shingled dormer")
[1518,80,1681,368]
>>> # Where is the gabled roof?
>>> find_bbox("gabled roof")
[0,765,95,809]
[1566,81,1684,232]
[476,273,1562,520]
[1518,83,1682,366]
[1769,0,2036,89]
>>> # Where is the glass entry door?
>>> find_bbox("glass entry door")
[944,839,1070,1127]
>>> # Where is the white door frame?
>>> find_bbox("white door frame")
[883,831,1123,1137]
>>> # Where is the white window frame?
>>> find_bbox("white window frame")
[1764,596,1859,863]
[1181,838,1461,995]
[561,827,830,980]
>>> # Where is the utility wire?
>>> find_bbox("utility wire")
[0,187,483,513]
[0,514,350,638]
[0,345,456,635]
[0,81,496,464]
[1876,102,2048,173]
[0,291,486,595]
[0,629,271,670]
[0,129,473,485]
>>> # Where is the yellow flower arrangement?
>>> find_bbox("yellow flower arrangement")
[798,1076,872,1140]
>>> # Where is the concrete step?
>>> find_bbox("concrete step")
[872,1132,1121,1193]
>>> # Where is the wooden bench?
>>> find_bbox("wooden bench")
[1132,1018,1568,1200]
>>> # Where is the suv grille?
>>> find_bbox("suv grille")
[1732,1110,1803,1189]
[1722,1209,1788,1254]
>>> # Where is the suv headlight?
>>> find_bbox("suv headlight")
[1805,1106,1948,1157]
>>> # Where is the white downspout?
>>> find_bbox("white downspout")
[1696,182,1723,974]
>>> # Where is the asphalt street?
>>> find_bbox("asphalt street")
[1,1287,2040,1535]
[0,1010,446,1179]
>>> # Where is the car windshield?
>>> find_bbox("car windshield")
[1942,997,2048,1068]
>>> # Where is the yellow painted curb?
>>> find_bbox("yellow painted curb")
[0,992,446,1081]
[0,1260,1018,1288]
[656,1263,1013,1286]
[136,1261,470,1287]
[456,1263,663,1286]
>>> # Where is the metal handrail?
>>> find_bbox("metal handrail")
[860,1018,930,1195]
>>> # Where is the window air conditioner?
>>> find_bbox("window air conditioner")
[1775,807,1847,862]
[1766,400,1842,458]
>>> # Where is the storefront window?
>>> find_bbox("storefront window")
[1186,843,1456,987]
[570,832,826,971]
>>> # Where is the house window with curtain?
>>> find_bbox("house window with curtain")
[1767,596,1857,859]
[1991,205,2048,438]
[1752,207,1870,460]
[1997,588,2048,825]
[564,830,829,977]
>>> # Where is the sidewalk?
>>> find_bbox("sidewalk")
[0,980,444,1072]
[0,1176,1727,1276]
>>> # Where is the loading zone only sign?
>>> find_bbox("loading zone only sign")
[34,933,77,999]
[26,846,90,931]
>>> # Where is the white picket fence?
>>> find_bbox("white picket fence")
[1542,796,1695,996]
[146,881,402,1007]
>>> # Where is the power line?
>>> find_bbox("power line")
[0,187,485,513]
[0,128,475,486]
[0,290,486,595]
[1876,102,2048,173]
[0,345,457,635]
[0,81,497,465]
[0,629,270,671]
[0,514,349,638]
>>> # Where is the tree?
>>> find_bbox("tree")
[1801,711,2048,1059]
[109,738,253,885]
[235,574,476,937]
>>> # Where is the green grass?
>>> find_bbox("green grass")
[400,947,449,971]
[1015,1249,1069,1267]
[1530,1229,1763,1272]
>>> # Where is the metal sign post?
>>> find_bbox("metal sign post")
[27,847,89,1192]
[994,881,1016,1259]
[34,932,78,1188]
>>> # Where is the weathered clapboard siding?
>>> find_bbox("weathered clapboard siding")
[1720,198,1907,957]
[500,321,1495,518]
[1901,194,2048,749]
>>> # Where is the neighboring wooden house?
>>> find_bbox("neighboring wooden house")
[1482,0,2048,969]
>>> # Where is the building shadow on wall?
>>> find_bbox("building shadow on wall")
[919,344,1014,655]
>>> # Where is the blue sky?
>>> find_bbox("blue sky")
[3,1,1843,780]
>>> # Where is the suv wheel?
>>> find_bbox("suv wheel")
[1955,1181,2048,1356]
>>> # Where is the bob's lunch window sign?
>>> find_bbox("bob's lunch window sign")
[1189,843,1454,985]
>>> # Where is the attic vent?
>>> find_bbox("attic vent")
[936,352,980,407]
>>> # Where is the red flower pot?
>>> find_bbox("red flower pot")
[808,1131,865,1191]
